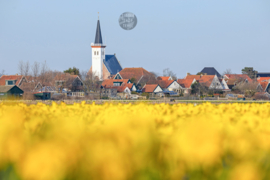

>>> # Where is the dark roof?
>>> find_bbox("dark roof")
[104,55,122,75]
[94,20,103,44]
[200,67,221,77]
[257,73,270,77]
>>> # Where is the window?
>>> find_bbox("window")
[113,82,122,86]
[97,51,99,55]
[102,51,104,55]
[94,51,96,55]
[7,80,14,85]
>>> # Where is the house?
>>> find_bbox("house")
[54,73,84,92]
[224,74,252,89]
[142,84,163,93]
[116,86,132,99]
[113,68,156,86]
[177,79,196,94]
[185,74,224,90]
[89,18,122,80]
[157,80,182,92]
[0,85,24,99]
[0,75,27,87]
[157,76,173,80]
[219,79,230,92]
[199,67,221,78]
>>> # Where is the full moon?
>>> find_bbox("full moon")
[119,12,137,30]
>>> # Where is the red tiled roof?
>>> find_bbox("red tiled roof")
[142,84,159,93]
[118,68,154,83]
[0,75,24,86]
[225,74,252,82]
[157,80,174,89]
[157,76,171,80]
[125,83,134,89]
[116,86,129,93]
[185,75,201,80]
[101,79,130,87]
[260,81,269,91]
[177,79,194,88]
[197,75,215,87]
[257,77,270,83]
[225,78,242,86]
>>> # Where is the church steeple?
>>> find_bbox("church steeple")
[94,19,103,44]
[91,15,106,81]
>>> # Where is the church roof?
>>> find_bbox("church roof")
[94,20,103,44]
[103,55,122,75]
[200,67,221,77]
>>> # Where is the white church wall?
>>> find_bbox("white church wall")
[92,47,105,80]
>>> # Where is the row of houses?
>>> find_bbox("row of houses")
[1,66,270,100]
[100,67,270,99]
[0,73,84,100]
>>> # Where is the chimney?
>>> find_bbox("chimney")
[204,73,207,75]
[16,73,18,75]
[187,73,191,76]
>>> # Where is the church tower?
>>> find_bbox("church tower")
[91,18,106,80]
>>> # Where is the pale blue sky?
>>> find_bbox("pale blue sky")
[1,0,269,78]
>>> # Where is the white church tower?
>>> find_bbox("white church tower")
[91,18,106,80]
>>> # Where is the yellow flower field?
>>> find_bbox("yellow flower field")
[0,102,270,180]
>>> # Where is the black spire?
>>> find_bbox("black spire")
[94,20,103,44]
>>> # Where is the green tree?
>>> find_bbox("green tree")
[64,67,80,75]
[242,67,257,79]
[196,72,204,75]
[130,77,137,83]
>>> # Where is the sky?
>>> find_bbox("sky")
[0,0,270,78]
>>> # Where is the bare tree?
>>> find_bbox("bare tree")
[24,61,30,76]
[234,81,259,97]
[81,70,101,93]
[150,71,159,78]
[0,70,5,77]
[18,61,30,76]
[18,61,24,75]
[222,69,233,76]
[39,61,50,86]
[31,61,40,87]
[163,68,177,80]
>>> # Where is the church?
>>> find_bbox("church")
[89,18,122,80]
